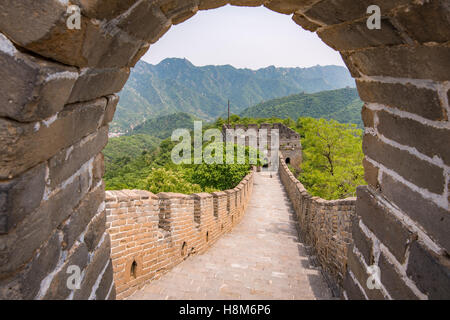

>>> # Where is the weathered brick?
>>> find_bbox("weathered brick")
[0,98,106,179]
[339,52,360,78]
[265,0,319,14]
[159,0,199,25]
[392,0,450,44]
[43,243,89,300]
[62,185,105,251]
[107,284,117,300]
[448,178,450,205]
[343,271,365,300]
[351,217,373,265]
[103,95,119,126]
[0,232,60,299]
[380,173,450,253]
[117,1,171,43]
[198,0,228,10]
[356,186,414,263]
[378,252,418,300]
[0,165,91,275]
[362,158,379,190]
[81,23,144,69]
[72,0,139,20]
[230,0,265,7]
[292,13,320,32]
[318,18,403,51]
[0,34,78,122]
[93,260,114,300]
[406,241,450,300]
[93,153,106,188]
[304,0,410,26]
[0,0,67,47]
[377,110,450,166]
[356,80,446,121]
[73,236,111,299]
[349,46,450,81]
[48,127,108,189]
[68,68,129,104]
[361,105,375,128]
[363,134,445,194]
[347,248,385,300]
[0,163,46,234]
[0,0,146,68]
[85,210,107,253]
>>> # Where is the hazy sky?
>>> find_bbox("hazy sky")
[142,5,345,70]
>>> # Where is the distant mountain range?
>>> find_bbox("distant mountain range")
[239,88,363,127]
[112,58,356,132]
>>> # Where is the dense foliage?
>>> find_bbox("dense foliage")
[112,58,355,132]
[131,112,199,139]
[105,109,365,199]
[218,115,365,200]
[104,137,253,194]
[239,88,363,127]
[296,118,365,199]
[103,134,160,174]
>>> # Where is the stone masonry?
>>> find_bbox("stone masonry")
[105,172,254,300]
[0,0,449,299]
[222,123,303,169]
[279,155,355,294]
[130,171,333,300]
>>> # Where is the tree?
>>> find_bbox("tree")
[296,117,365,199]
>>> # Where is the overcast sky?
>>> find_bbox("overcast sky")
[142,5,345,70]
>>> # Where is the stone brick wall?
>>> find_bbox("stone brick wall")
[278,156,355,291]
[222,123,303,169]
[1,0,448,300]
[105,171,254,300]
[0,93,117,298]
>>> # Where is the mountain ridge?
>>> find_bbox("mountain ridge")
[112,58,356,133]
[239,88,363,127]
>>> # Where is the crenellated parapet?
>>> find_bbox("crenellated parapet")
[222,123,302,169]
[105,170,254,299]
[278,154,355,295]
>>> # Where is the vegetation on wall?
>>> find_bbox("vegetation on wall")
[216,115,365,200]
[104,110,365,199]
[104,137,254,194]
[295,117,365,200]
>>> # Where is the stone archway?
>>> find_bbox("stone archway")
[0,0,448,300]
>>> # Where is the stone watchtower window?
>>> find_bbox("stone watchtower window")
[285,158,291,164]
[131,260,138,279]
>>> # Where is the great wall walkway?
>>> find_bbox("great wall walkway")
[130,172,333,300]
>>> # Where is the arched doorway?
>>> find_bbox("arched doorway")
[0,0,448,300]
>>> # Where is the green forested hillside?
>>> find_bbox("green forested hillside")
[239,88,363,127]
[215,116,365,199]
[105,114,365,199]
[131,112,200,139]
[104,139,253,194]
[112,58,356,132]
[103,134,160,174]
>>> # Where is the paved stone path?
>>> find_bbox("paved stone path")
[130,172,333,300]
